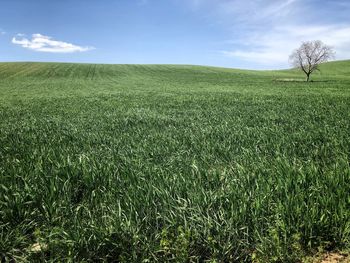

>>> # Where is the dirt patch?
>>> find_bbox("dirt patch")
[319,252,349,263]
[274,78,305,82]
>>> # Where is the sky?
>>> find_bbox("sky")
[0,0,349,69]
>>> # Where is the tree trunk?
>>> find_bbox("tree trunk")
[306,74,310,82]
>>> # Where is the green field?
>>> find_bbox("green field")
[1,61,350,262]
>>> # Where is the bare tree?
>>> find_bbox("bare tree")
[289,40,335,82]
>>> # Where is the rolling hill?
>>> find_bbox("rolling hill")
[0,60,349,262]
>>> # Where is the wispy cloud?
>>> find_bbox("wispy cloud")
[0,29,6,35]
[219,0,298,23]
[221,25,350,67]
[185,0,299,23]
[12,34,94,53]
[181,0,350,68]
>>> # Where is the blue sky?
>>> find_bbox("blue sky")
[0,0,349,69]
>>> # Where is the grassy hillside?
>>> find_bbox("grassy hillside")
[0,61,349,262]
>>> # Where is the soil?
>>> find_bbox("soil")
[318,252,350,263]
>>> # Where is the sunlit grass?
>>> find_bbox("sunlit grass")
[0,61,349,262]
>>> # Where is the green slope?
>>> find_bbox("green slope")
[0,60,349,262]
[275,59,350,79]
[0,60,349,103]
[318,59,350,76]
[0,59,349,78]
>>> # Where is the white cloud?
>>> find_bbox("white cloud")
[12,33,94,53]
[0,29,5,35]
[181,0,350,68]
[221,25,350,67]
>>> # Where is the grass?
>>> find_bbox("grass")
[0,61,349,262]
